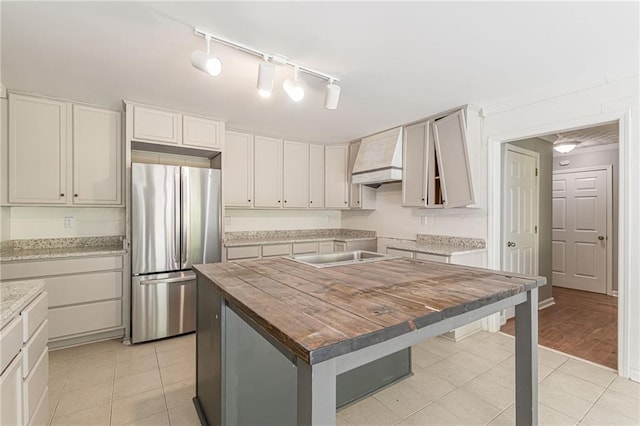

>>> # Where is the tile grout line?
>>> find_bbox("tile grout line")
[576,374,617,424]
[155,343,172,424]
[48,347,78,425]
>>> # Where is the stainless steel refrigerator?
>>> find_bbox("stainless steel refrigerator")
[131,162,221,344]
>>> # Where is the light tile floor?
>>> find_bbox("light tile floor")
[48,331,640,425]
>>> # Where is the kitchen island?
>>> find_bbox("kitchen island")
[193,256,545,426]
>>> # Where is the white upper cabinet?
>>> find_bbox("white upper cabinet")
[7,93,123,206]
[324,145,349,209]
[72,105,122,205]
[132,105,181,144]
[129,102,224,152]
[253,136,283,208]
[182,115,223,150]
[8,93,68,204]
[402,109,475,208]
[348,141,376,210]
[283,140,309,208]
[308,144,324,208]
[224,131,253,207]
[433,110,475,207]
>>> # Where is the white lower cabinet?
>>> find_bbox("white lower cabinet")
[333,242,346,252]
[0,287,48,426]
[318,242,334,253]
[224,239,375,261]
[0,255,125,347]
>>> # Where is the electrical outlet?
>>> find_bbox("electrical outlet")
[64,216,75,228]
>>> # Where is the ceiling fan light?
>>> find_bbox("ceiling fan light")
[257,61,275,97]
[553,142,579,154]
[191,50,222,77]
[324,82,341,110]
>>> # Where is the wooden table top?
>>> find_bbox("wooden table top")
[194,257,545,364]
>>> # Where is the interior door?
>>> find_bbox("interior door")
[552,169,608,293]
[503,147,538,277]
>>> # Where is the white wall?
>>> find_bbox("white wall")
[483,75,640,381]
[224,209,341,232]
[0,206,10,241]
[9,207,125,239]
[342,183,486,239]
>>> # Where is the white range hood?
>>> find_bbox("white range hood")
[352,127,403,185]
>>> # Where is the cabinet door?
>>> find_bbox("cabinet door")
[8,93,68,204]
[282,140,309,208]
[224,131,253,207]
[348,142,362,208]
[433,110,475,207]
[132,105,181,144]
[183,115,223,150]
[0,353,23,426]
[72,105,122,205]
[402,122,428,207]
[254,136,283,208]
[308,144,324,208]
[324,145,349,209]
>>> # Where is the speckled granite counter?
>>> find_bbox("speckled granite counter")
[0,279,44,328]
[386,234,486,256]
[224,229,376,247]
[0,236,126,262]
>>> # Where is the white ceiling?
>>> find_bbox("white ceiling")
[2,2,638,144]
[540,122,619,148]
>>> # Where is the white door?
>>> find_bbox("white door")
[503,146,539,277]
[224,131,253,207]
[283,140,308,208]
[253,136,282,208]
[552,168,608,294]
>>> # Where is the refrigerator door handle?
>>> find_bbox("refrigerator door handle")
[139,276,194,285]
[174,170,181,265]
[181,168,190,269]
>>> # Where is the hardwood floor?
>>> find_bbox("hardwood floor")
[501,286,617,369]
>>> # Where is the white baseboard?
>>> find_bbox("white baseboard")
[612,290,619,297]
[538,297,555,310]
[628,367,640,383]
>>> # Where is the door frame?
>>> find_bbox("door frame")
[487,109,631,377]
[502,144,540,277]
[553,165,613,296]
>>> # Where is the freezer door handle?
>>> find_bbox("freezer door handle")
[181,169,190,269]
[174,171,182,265]
[139,276,195,285]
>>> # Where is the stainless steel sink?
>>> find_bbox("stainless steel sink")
[285,250,396,268]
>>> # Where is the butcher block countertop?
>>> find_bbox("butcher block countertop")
[194,257,545,365]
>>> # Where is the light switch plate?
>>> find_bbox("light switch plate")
[64,217,75,228]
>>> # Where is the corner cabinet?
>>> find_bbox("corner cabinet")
[402,109,475,208]
[224,131,254,208]
[7,92,123,206]
[324,145,349,209]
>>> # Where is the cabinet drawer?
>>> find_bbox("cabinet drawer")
[23,347,47,425]
[0,316,23,373]
[415,253,449,263]
[226,246,260,261]
[262,244,291,257]
[292,242,318,255]
[0,353,23,426]
[1,256,123,281]
[386,248,414,258]
[45,271,122,308]
[22,320,48,379]
[49,300,122,339]
[28,386,47,426]
[334,242,346,252]
[22,293,48,343]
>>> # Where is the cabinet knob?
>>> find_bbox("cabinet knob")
[284,200,287,203]
[422,198,425,201]
[310,201,313,204]
[74,194,78,197]
[357,201,360,204]
[248,199,251,202]
[60,193,65,197]
[278,200,281,203]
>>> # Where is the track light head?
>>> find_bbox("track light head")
[191,50,222,76]
[324,80,341,110]
[283,66,305,102]
[257,59,276,98]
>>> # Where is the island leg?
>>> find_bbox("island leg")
[515,288,538,425]
[297,358,337,426]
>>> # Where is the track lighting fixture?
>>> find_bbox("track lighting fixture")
[283,66,305,102]
[257,56,276,98]
[324,79,341,110]
[193,28,341,109]
[191,35,222,77]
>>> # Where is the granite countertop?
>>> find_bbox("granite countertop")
[0,236,126,262]
[0,279,45,328]
[385,234,487,256]
[224,229,376,247]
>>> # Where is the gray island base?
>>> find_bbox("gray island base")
[193,257,545,425]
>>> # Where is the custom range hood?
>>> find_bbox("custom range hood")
[352,127,403,186]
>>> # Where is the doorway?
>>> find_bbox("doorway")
[499,123,619,370]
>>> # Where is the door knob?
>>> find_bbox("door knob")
[507,241,516,248]
[598,235,605,241]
